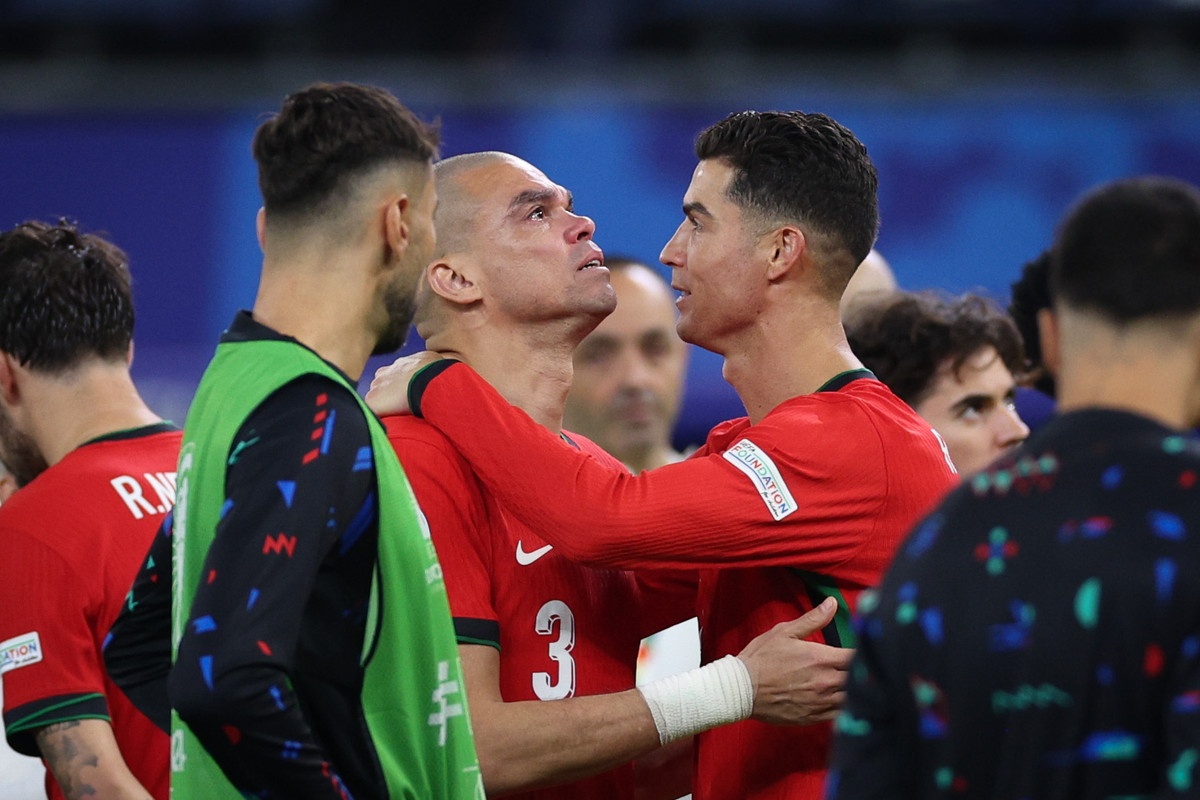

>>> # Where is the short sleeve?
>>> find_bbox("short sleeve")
[0,532,108,754]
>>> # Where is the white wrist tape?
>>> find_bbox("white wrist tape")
[637,655,754,745]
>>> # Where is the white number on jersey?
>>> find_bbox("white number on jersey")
[532,600,576,700]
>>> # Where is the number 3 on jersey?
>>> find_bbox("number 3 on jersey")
[533,600,576,700]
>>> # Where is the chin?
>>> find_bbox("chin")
[675,321,702,348]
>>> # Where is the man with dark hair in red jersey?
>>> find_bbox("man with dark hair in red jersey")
[368,110,958,800]
[0,220,178,800]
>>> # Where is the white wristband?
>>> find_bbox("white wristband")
[637,655,754,745]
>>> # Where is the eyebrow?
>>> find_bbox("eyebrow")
[949,386,1017,414]
[951,393,996,413]
[508,187,574,214]
[683,200,712,218]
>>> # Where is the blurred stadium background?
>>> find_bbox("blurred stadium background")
[2,0,1198,448]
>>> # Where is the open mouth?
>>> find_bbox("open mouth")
[578,259,604,271]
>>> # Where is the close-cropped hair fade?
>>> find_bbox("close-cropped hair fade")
[1052,176,1200,323]
[253,81,440,220]
[695,110,879,267]
[0,219,135,372]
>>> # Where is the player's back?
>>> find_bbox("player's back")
[0,425,180,800]
[850,408,1200,799]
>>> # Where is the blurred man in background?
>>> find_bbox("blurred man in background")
[564,254,699,797]
[839,248,898,318]
[565,255,691,475]
[0,220,177,800]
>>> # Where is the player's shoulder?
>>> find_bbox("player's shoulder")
[382,413,478,491]
[0,463,94,562]
[749,380,902,443]
[246,373,371,435]
[382,413,458,452]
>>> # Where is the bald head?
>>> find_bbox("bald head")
[840,249,898,318]
[414,151,604,343]
[412,152,510,335]
[431,151,517,259]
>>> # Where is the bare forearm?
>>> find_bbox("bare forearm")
[474,689,661,795]
[36,720,152,800]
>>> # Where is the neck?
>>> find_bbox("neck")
[427,317,581,432]
[1057,357,1197,431]
[26,362,162,465]
[720,298,863,424]
[1055,315,1200,431]
[252,249,381,382]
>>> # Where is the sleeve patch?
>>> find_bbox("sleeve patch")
[722,439,798,521]
[0,631,43,674]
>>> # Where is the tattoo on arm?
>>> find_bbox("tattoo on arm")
[35,720,151,800]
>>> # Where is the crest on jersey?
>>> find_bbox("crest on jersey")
[723,439,798,521]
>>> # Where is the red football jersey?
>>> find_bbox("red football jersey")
[0,426,179,800]
[414,365,959,800]
[385,416,692,800]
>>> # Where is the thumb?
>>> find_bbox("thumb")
[782,596,839,639]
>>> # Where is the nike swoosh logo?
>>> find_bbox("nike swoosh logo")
[515,540,553,566]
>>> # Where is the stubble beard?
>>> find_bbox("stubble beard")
[0,405,49,488]
[372,273,418,357]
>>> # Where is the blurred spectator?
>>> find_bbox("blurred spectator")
[565,254,700,798]
[566,256,692,475]
[840,249,898,318]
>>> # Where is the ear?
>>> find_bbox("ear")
[0,352,21,407]
[126,341,135,368]
[1037,308,1061,379]
[765,225,806,282]
[255,207,267,253]
[427,258,483,306]
[384,195,412,263]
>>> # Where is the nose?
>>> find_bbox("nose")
[994,405,1030,450]
[618,350,656,390]
[569,212,596,242]
[659,221,687,269]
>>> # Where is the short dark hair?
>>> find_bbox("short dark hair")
[1008,248,1056,397]
[253,81,440,219]
[0,220,134,372]
[846,290,1025,407]
[1052,176,1200,323]
[695,110,879,290]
